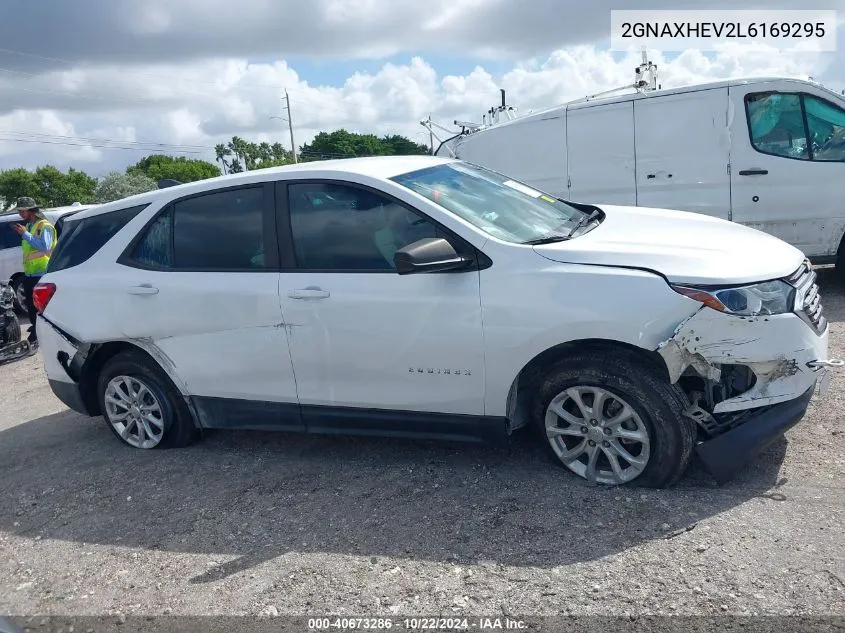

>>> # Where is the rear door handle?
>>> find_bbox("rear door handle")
[287,287,330,300]
[127,284,159,295]
[738,168,769,176]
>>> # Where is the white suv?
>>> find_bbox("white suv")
[33,156,842,487]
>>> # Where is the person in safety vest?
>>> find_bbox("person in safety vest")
[9,197,56,346]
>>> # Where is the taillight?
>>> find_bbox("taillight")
[32,282,56,313]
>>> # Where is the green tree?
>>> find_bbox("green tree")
[214,137,292,173]
[227,136,251,172]
[215,143,232,175]
[34,165,96,206]
[0,165,96,209]
[381,134,429,156]
[128,154,220,183]
[93,171,158,203]
[298,129,428,161]
[0,168,40,209]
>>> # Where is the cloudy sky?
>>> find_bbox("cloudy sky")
[2,0,845,176]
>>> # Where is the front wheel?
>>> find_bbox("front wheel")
[532,350,696,488]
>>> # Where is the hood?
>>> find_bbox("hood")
[532,204,806,285]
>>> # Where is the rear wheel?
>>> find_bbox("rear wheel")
[97,350,199,449]
[532,350,696,488]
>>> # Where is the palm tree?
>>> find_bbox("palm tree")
[214,144,231,175]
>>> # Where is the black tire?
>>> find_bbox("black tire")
[10,277,26,317]
[96,350,200,449]
[531,349,696,488]
[3,314,20,344]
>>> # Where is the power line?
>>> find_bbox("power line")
[0,136,208,153]
[0,128,210,150]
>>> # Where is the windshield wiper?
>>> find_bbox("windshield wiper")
[521,234,570,245]
[567,209,602,236]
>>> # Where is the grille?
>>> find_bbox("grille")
[787,261,826,335]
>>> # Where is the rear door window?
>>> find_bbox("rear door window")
[122,184,276,271]
[47,205,147,273]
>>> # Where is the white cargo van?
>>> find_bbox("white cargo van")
[437,77,845,271]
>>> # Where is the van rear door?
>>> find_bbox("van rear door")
[634,87,731,220]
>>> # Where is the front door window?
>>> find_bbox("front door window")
[745,91,845,162]
[746,93,809,160]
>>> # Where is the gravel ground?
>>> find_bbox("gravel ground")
[0,270,844,623]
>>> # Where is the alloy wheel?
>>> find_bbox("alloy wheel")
[544,385,651,484]
[104,375,165,449]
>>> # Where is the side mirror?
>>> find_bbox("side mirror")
[394,237,472,275]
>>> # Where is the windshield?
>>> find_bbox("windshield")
[390,162,590,244]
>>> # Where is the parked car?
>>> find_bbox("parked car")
[0,203,98,314]
[33,156,842,487]
[437,76,845,273]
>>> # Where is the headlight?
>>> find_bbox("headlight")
[671,279,795,316]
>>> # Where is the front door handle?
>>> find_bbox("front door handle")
[738,168,769,176]
[287,287,330,300]
[127,284,159,295]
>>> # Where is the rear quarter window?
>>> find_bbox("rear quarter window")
[47,204,148,273]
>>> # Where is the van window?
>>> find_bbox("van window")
[745,91,845,162]
[47,205,147,273]
[0,222,19,250]
[804,95,845,161]
[745,93,809,160]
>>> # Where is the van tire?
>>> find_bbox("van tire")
[96,350,199,449]
[531,351,695,488]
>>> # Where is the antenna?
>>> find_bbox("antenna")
[579,48,658,102]
[633,48,658,92]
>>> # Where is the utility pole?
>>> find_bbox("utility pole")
[282,90,298,163]
[427,114,434,155]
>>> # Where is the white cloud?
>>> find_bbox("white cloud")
[0,40,843,173]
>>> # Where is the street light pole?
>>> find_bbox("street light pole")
[282,90,297,164]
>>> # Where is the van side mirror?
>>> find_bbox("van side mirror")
[394,237,472,275]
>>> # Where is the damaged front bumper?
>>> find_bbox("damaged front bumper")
[657,303,842,483]
[658,307,837,412]
[694,384,814,484]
